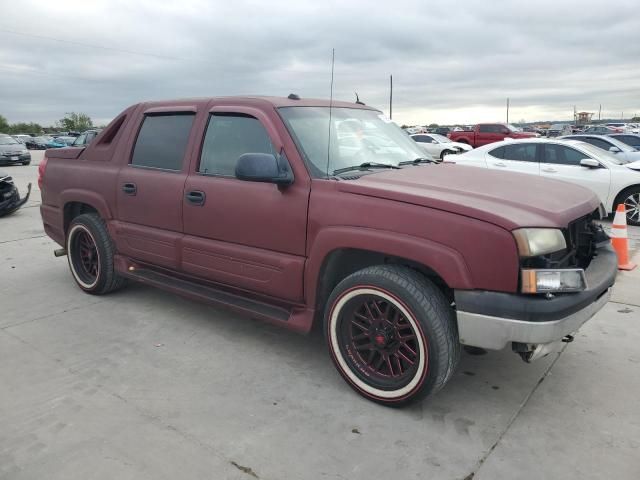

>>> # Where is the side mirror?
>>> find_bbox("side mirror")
[608,146,621,153]
[580,158,601,168]
[235,153,294,186]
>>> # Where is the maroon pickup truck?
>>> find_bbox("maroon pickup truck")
[449,123,537,147]
[39,96,616,405]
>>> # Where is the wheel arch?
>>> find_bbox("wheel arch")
[60,189,113,234]
[306,227,473,327]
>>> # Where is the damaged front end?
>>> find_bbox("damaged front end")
[0,173,31,217]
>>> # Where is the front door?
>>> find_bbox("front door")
[181,106,310,302]
[115,109,198,269]
[540,143,611,206]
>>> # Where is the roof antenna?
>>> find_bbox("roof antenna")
[355,92,365,105]
[326,48,335,178]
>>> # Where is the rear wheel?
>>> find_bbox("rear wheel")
[615,187,640,226]
[324,265,459,406]
[67,213,127,294]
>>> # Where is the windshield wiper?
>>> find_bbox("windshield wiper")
[332,162,400,175]
[398,157,439,165]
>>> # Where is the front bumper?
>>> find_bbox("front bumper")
[0,153,31,165]
[455,245,617,350]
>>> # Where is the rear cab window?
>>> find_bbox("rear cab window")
[131,114,195,171]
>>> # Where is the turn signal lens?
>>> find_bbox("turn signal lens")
[521,269,587,294]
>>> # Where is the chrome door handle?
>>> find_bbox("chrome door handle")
[542,167,557,173]
[493,162,506,167]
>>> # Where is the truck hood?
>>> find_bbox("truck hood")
[339,164,600,230]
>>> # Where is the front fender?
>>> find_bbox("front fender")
[304,226,473,306]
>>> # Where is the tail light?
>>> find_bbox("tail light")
[38,155,48,190]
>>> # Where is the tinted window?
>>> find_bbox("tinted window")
[503,143,537,162]
[423,135,435,143]
[489,146,505,158]
[73,134,87,146]
[131,114,194,170]
[580,137,612,150]
[199,114,275,176]
[479,124,503,133]
[544,145,586,165]
[615,135,640,147]
[412,135,427,142]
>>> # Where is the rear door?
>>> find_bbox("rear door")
[485,143,540,176]
[181,105,310,302]
[115,108,198,269]
[540,143,611,205]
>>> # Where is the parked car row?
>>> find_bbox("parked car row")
[4,129,103,152]
[452,136,640,225]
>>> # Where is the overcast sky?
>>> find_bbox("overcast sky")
[1,0,639,126]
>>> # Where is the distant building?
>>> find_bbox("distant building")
[575,111,594,125]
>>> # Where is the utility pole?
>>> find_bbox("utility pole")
[598,104,601,121]
[389,75,393,120]
[506,98,509,123]
[573,105,576,123]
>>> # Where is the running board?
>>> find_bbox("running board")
[124,267,291,323]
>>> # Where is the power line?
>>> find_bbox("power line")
[0,27,182,61]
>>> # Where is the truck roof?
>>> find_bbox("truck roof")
[133,95,377,111]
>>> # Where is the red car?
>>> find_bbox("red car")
[39,96,616,405]
[448,123,537,147]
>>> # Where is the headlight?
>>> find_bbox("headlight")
[521,269,587,294]
[513,228,566,257]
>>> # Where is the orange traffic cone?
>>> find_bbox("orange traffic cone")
[611,204,636,271]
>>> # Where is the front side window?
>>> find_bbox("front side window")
[199,114,275,176]
[503,143,537,162]
[131,114,195,171]
[543,145,585,165]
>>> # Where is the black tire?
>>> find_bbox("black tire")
[22,161,30,166]
[324,265,459,406]
[614,186,640,226]
[66,213,127,295]
[440,149,454,160]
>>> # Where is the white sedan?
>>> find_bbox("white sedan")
[411,133,473,160]
[451,138,640,225]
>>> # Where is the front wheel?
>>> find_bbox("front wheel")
[615,187,640,226]
[324,265,459,406]
[440,149,454,160]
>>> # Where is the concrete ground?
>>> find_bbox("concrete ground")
[1,151,639,480]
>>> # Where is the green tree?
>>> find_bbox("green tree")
[57,112,93,132]
[8,122,43,135]
[0,114,9,133]
[428,123,439,128]
[632,116,640,122]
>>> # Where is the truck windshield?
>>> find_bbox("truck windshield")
[279,107,427,177]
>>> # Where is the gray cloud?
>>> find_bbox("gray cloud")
[1,0,638,126]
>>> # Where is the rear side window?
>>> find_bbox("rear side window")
[199,114,275,176]
[543,145,585,165]
[131,114,195,170]
[579,137,612,150]
[479,124,501,133]
[488,146,504,158]
[503,143,537,162]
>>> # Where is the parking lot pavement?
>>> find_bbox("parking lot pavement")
[1,153,639,480]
